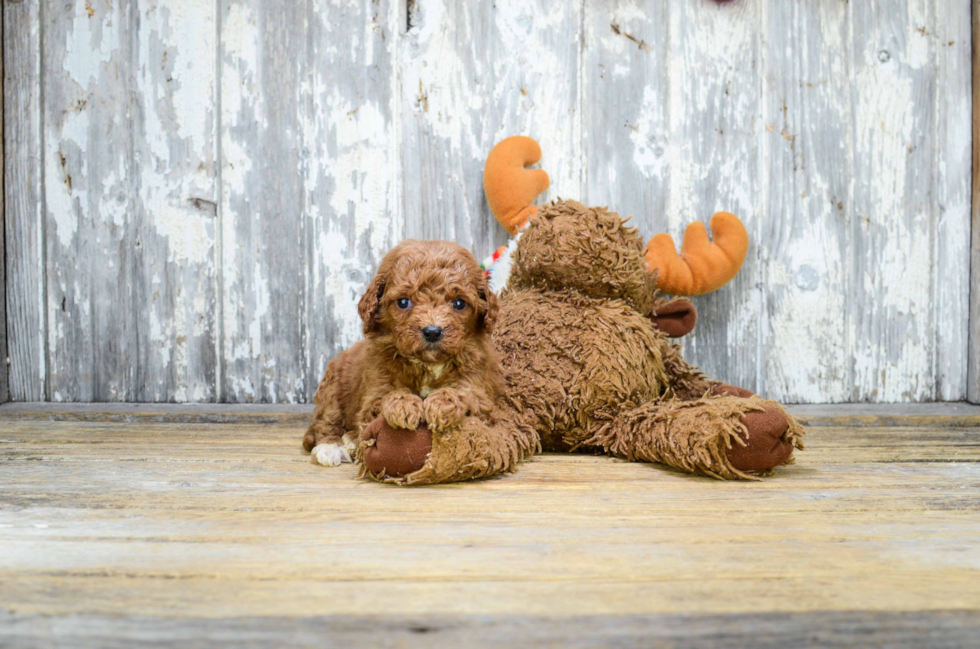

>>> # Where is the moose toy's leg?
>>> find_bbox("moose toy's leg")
[706,384,805,472]
[359,411,540,485]
[359,419,433,478]
[588,395,804,479]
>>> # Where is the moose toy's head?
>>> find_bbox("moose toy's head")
[481,136,750,336]
[507,199,658,316]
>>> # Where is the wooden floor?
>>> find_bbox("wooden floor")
[1,405,979,647]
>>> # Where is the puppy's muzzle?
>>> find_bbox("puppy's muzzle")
[421,326,444,343]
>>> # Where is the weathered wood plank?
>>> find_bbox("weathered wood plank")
[4,401,980,427]
[3,0,45,401]
[9,1,220,403]
[42,1,139,401]
[133,0,219,402]
[2,570,978,620]
[219,1,309,403]
[665,1,763,393]
[761,2,851,402]
[934,0,972,400]
[582,0,669,236]
[399,0,582,256]
[303,0,398,400]
[219,1,396,403]
[848,0,966,401]
[3,419,980,463]
[0,1,6,405]
[3,610,979,649]
[970,0,980,405]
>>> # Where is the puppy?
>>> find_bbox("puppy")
[303,240,501,468]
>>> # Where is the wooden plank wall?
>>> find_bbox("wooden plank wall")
[2,0,974,404]
[4,0,44,402]
[970,0,980,404]
[0,0,5,404]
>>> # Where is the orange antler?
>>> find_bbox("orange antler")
[644,212,749,296]
[483,136,550,234]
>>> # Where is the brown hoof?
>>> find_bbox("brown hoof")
[711,383,755,399]
[727,404,794,473]
[361,417,432,478]
[650,299,697,338]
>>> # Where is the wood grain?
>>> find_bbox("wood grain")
[971,0,980,404]
[219,0,397,403]
[0,418,977,634]
[133,0,219,403]
[582,1,669,240]
[1,0,6,405]
[849,0,971,401]
[42,0,139,401]
[302,0,398,403]
[3,0,44,401]
[3,400,980,427]
[3,610,978,648]
[935,0,973,400]
[761,2,851,402]
[219,0,308,403]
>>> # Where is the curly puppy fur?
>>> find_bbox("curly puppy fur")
[302,240,502,456]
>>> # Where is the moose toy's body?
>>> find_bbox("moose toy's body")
[489,198,803,481]
[308,137,804,484]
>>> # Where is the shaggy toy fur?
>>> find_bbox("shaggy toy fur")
[347,201,803,484]
[495,200,803,479]
[302,240,513,477]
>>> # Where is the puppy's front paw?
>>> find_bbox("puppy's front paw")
[422,389,467,433]
[380,392,425,430]
[310,443,353,467]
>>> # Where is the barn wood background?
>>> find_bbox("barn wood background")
[2,0,975,404]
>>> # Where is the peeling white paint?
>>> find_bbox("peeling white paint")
[933,1,973,400]
[146,204,213,265]
[246,260,269,361]
[220,0,264,397]
[45,149,79,249]
[62,4,119,87]
[13,0,973,404]
[301,1,398,391]
[315,230,365,347]
[853,59,931,401]
[629,85,668,180]
[163,2,216,155]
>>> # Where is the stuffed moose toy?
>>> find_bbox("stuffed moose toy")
[304,136,804,484]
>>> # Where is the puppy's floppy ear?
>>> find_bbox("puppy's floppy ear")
[357,271,387,334]
[477,274,500,334]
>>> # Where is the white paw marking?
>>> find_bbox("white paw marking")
[310,443,352,467]
[342,437,358,456]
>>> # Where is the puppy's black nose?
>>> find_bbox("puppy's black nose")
[422,326,443,343]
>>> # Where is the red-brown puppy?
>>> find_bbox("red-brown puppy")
[303,240,501,467]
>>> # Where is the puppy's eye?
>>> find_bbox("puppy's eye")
[452,298,467,311]
[396,297,413,310]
